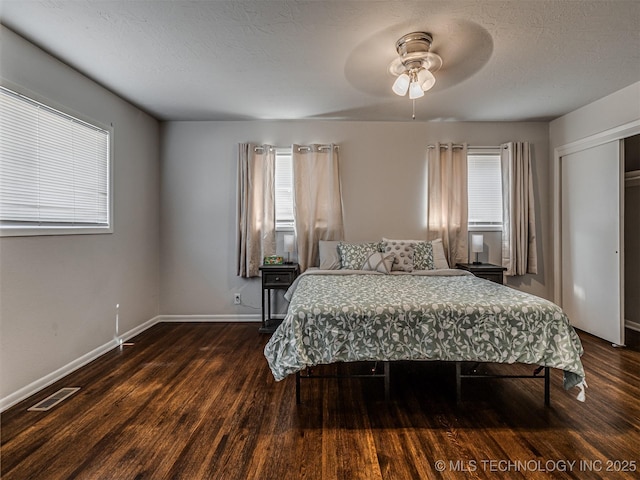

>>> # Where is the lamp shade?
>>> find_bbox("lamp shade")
[284,234,295,253]
[392,73,410,96]
[471,234,484,253]
[418,69,436,91]
[409,81,424,99]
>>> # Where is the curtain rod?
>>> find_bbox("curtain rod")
[296,144,338,152]
[253,145,274,152]
[254,144,338,153]
[427,144,500,149]
[426,144,505,150]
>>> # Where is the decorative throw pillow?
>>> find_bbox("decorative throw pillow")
[338,242,379,270]
[361,251,394,274]
[381,240,414,272]
[413,241,435,270]
[318,240,341,270]
[430,238,449,269]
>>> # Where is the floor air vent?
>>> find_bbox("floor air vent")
[28,387,80,411]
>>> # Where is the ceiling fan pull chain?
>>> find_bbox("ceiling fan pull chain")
[412,99,416,120]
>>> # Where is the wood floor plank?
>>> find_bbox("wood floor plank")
[2,323,639,480]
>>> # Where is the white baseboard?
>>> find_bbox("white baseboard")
[0,313,261,412]
[0,315,161,412]
[625,320,640,333]
[157,314,262,323]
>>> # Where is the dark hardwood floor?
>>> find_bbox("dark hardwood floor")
[2,322,639,480]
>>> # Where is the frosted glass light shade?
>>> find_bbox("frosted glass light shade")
[409,81,424,99]
[284,234,295,263]
[392,73,410,96]
[418,69,436,91]
[471,234,484,253]
[284,234,295,253]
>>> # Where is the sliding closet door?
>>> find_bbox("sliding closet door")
[561,140,623,345]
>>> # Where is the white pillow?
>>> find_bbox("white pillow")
[318,240,341,270]
[361,251,394,274]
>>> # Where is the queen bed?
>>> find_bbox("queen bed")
[263,240,586,404]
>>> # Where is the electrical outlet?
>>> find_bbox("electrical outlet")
[234,293,241,305]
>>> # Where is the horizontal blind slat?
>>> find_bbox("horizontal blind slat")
[468,154,503,225]
[275,151,294,226]
[0,86,110,228]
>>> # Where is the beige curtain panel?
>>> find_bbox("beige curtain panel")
[427,142,469,267]
[292,144,344,272]
[236,143,276,278]
[501,141,538,276]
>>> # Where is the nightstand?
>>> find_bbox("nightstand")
[258,263,300,333]
[456,263,507,285]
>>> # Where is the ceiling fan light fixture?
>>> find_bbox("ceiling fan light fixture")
[389,31,442,117]
[417,68,436,92]
[409,80,424,99]
[392,73,410,96]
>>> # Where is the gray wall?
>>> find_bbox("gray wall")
[160,120,550,317]
[0,27,161,402]
[549,82,640,148]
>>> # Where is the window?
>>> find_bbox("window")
[468,150,502,229]
[0,86,111,236]
[275,148,294,230]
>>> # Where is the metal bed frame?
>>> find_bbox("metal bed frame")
[295,361,391,404]
[295,361,551,406]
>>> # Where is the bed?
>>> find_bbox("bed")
[263,239,586,404]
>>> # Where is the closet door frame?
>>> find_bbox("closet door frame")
[553,119,640,343]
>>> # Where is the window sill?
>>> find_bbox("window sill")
[468,224,503,232]
[0,225,113,237]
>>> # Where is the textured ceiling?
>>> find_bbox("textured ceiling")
[1,0,639,122]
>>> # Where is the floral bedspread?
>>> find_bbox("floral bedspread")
[264,271,585,392]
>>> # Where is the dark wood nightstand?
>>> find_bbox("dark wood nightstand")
[456,263,507,285]
[258,263,300,333]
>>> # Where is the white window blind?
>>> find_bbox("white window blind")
[0,86,110,234]
[468,153,503,226]
[275,149,294,230]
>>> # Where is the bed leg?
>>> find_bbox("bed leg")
[455,362,462,405]
[295,371,301,405]
[544,367,550,407]
[383,361,390,402]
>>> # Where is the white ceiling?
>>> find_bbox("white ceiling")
[1,0,639,122]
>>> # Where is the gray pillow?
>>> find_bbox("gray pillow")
[381,240,414,272]
[318,240,341,270]
[430,238,449,269]
[381,237,448,270]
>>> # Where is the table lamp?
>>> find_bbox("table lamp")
[471,234,483,264]
[284,234,295,264]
